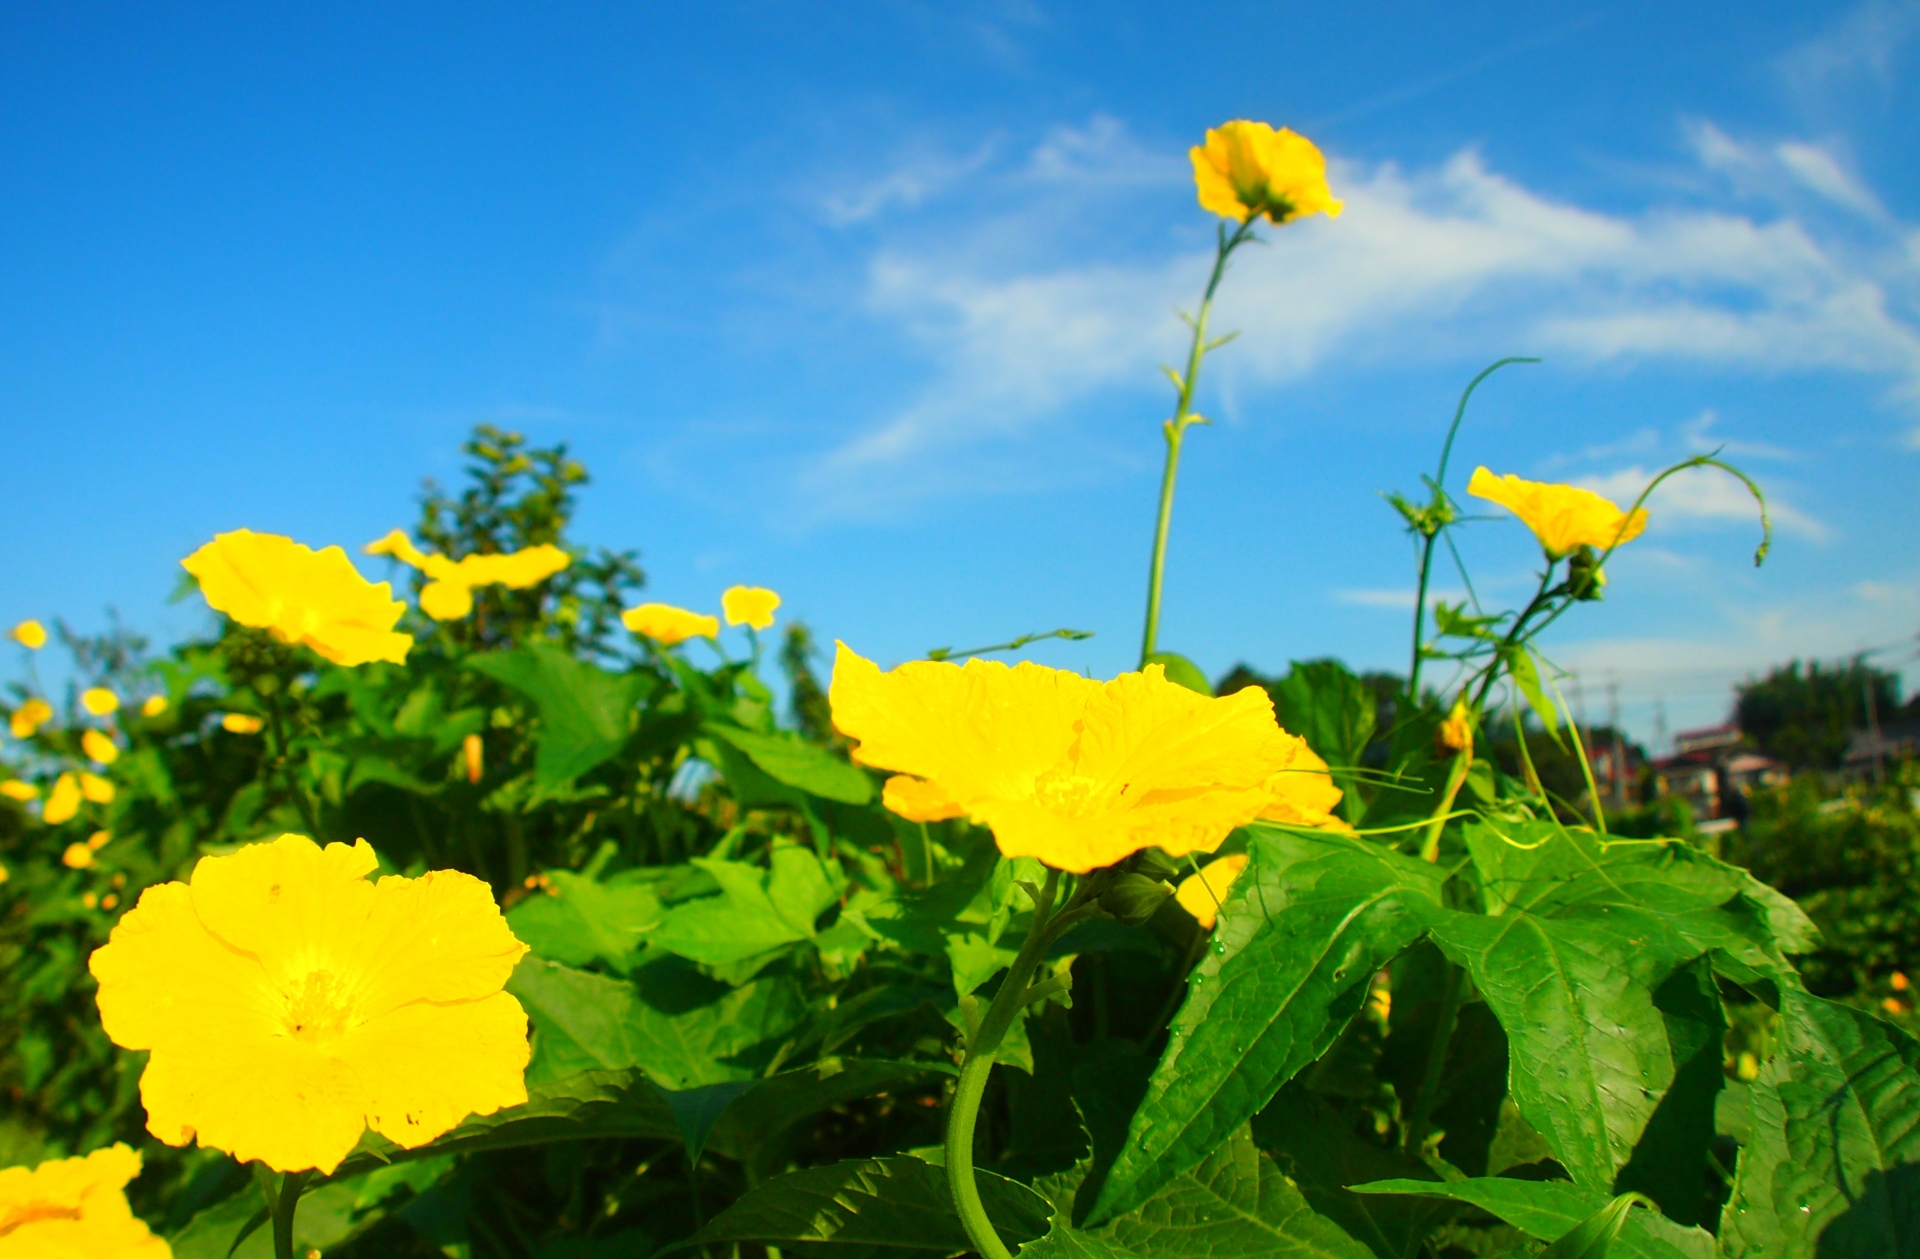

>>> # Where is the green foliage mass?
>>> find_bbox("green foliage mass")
[1,419,1914,1259]
[1734,657,1905,771]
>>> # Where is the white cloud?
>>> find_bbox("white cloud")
[1778,0,1920,95]
[807,123,1920,507]
[1333,587,1470,610]
[1575,464,1827,542]
[1775,142,1888,220]
[822,142,999,225]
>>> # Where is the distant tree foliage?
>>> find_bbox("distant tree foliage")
[1734,657,1903,770]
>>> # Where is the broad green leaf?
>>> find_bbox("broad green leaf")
[506,954,806,1090]
[467,643,654,785]
[1030,1127,1375,1258]
[1349,1180,1713,1259]
[173,1156,461,1258]
[1378,942,1510,1177]
[1718,986,1920,1257]
[649,849,839,965]
[1505,646,1563,740]
[683,1156,1050,1257]
[1143,651,1213,696]
[506,869,666,972]
[1613,960,1726,1227]
[705,1059,949,1165]
[663,1080,757,1165]
[706,721,874,804]
[1535,1193,1647,1259]
[1088,825,1446,1224]
[1268,659,1378,822]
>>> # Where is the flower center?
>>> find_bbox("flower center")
[283,970,355,1045]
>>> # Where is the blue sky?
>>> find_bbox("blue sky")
[3,0,1918,747]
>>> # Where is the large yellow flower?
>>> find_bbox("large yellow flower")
[90,834,531,1174]
[1191,121,1343,225]
[183,530,411,667]
[1467,467,1649,559]
[829,644,1339,873]
[365,530,571,622]
[0,1143,170,1257]
[10,698,52,740]
[721,586,781,630]
[621,603,720,646]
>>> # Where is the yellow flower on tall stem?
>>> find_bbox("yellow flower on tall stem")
[183,530,411,666]
[81,687,119,717]
[44,773,82,825]
[79,773,115,804]
[1190,120,1344,225]
[9,619,47,650]
[89,834,531,1175]
[10,697,52,739]
[829,643,1339,874]
[1467,467,1648,559]
[0,1143,170,1256]
[622,603,720,646]
[82,729,120,765]
[0,780,39,802]
[721,586,780,631]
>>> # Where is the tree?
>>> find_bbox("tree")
[1735,656,1903,771]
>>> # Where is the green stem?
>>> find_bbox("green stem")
[1419,750,1471,863]
[1404,964,1464,1156]
[1468,566,1560,714]
[1140,220,1258,665]
[946,869,1078,1259]
[270,1169,310,1259]
[263,688,322,839]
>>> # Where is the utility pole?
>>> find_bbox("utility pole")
[1607,679,1626,807]
[1654,701,1668,758]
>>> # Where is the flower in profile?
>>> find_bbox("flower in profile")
[221,713,265,735]
[140,695,169,718]
[1175,853,1249,930]
[79,773,114,804]
[183,530,411,666]
[0,1143,170,1256]
[90,834,531,1174]
[0,780,39,802]
[9,698,52,739]
[9,619,47,650]
[1467,468,1649,560]
[81,688,119,717]
[1436,697,1474,759]
[365,530,571,622]
[622,603,720,646]
[83,729,121,766]
[63,842,94,870]
[1191,121,1343,225]
[722,586,780,631]
[44,773,82,825]
[829,643,1340,873]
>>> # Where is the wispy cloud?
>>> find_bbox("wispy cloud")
[1333,586,1470,610]
[1574,464,1827,542]
[1777,0,1920,96]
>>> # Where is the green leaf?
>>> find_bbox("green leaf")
[1504,646,1563,741]
[1143,651,1213,696]
[1536,1193,1648,1259]
[1612,960,1726,1227]
[1717,986,1920,1257]
[1088,825,1446,1225]
[705,1059,949,1165]
[173,1156,462,1258]
[467,643,654,786]
[663,1080,757,1166]
[1030,1127,1375,1258]
[648,848,839,965]
[683,1156,1050,1257]
[506,954,806,1090]
[1348,1180,1713,1259]
[1268,660,1378,821]
[706,722,874,804]
[506,869,666,972]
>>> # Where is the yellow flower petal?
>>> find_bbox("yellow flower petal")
[0,780,39,802]
[63,842,95,869]
[81,687,119,716]
[622,603,720,645]
[9,619,47,650]
[10,697,53,739]
[1190,120,1343,225]
[44,773,81,825]
[0,1143,169,1256]
[89,834,530,1173]
[1175,853,1249,930]
[1467,467,1649,559]
[830,644,1341,873]
[141,695,169,718]
[721,586,781,630]
[79,772,114,804]
[363,527,433,570]
[82,729,120,765]
[445,545,572,590]
[418,580,476,621]
[182,529,412,667]
[881,775,966,822]
[221,713,265,735]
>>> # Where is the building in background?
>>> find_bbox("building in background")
[1651,723,1788,834]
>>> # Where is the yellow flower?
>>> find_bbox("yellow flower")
[1191,120,1344,225]
[0,865,8,885]
[1436,698,1474,759]
[622,603,720,646]
[140,695,169,718]
[44,773,81,825]
[1175,853,1249,930]
[721,586,781,631]
[221,713,265,735]
[0,1143,170,1256]
[9,619,47,650]
[89,829,112,851]
[82,729,121,765]
[79,773,114,804]
[0,780,39,802]
[81,687,119,717]
[10,697,53,739]
[365,530,571,622]
[829,643,1340,873]
[89,834,531,1174]
[182,530,411,666]
[1467,467,1649,560]
[462,732,484,784]
[63,842,94,870]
